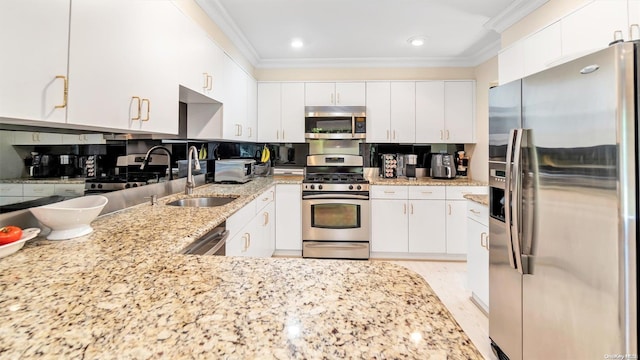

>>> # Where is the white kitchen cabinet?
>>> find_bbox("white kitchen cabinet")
[390,82,416,143]
[305,82,365,106]
[246,77,258,142]
[0,0,70,124]
[467,200,489,312]
[62,134,106,145]
[54,183,85,197]
[561,0,629,59]
[275,184,302,251]
[226,187,275,258]
[631,1,640,39]
[255,201,276,257]
[408,200,446,253]
[68,0,182,134]
[498,41,525,85]
[365,82,391,143]
[371,199,409,252]
[23,184,55,198]
[415,81,445,143]
[221,56,249,141]
[445,200,469,254]
[443,81,475,143]
[523,22,562,76]
[0,184,24,206]
[257,82,305,143]
[12,132,63,145]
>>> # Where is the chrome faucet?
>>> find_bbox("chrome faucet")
[141,145,173,180]
[185,146,201,195]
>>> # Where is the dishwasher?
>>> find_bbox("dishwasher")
[181,222,229,256]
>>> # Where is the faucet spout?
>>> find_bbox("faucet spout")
[141,145,173,180]
[185,146,201,195]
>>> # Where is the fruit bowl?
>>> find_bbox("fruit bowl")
[0,228,41,259]
[29,195,108,240]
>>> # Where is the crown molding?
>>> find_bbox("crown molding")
[484,0,549,34]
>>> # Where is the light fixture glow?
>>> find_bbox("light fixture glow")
[291,39,304,48]
[408,36,426,47]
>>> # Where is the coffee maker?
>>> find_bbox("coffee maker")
[29,153,58,178]
[405,154,418,179]
[456,151,469,177]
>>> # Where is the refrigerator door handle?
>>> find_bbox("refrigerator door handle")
[511,129,525,275]
[504,129,517,270]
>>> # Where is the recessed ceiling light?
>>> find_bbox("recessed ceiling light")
[291,39,304,48]
[408,36,426,47]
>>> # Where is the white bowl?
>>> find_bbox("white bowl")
[29,195,108,240]
[0,228,41,259]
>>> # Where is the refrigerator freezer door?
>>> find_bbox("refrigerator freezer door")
[521,43,636,358]
[489,80,522,163]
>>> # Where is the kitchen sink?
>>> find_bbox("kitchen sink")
[167,196,237,208]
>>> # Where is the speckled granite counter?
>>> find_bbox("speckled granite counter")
[369,176,487,186]
[0,176,482,359]
[0,177,86,184]
[464,194,489,206]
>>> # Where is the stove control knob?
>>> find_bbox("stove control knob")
[318,185,323,190]
[125,183,130,188]
[310,185,315,190]
[349,185,354,190]
[132,183,138,188]
[91,184,96,189]
[97,184,103,189]
[357,185,362,190]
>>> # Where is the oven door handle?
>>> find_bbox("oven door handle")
[302,194,369,200]
[305,243,368,249]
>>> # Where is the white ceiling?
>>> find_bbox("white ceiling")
[194,0,548,68]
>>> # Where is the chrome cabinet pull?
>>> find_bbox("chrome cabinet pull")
[131,96,142,120]
[141,99,150,121]
[55,75,68,109]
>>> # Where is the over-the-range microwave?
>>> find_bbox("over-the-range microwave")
[304,106,366,140]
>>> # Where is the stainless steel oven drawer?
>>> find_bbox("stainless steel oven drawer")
[302,241,370,260]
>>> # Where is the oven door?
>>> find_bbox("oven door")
[301,192,370,241]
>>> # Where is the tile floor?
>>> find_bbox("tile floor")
[388,260,497,360]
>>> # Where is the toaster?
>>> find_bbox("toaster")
[430,153,457,179]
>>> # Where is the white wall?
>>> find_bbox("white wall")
[0,131,27,179]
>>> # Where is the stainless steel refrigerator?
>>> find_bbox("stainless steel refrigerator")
[488,41,638,359]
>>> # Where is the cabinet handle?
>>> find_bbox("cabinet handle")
[630,24,640,41]
[247,233,251,248]
[448,204,452,215]
[54,75,68,109]
[383,190,395,194]
[282,130,285,140]
[393,130,396,140]
[208,75,213,90]
[32,133,37,142]
[480,232,488,249]
[446,129,450,140]
[247,127,252,138]
[276,129,279,140]
[203,72,209,90]
[386,130,390,140]
[331,93,334,104]
[131,96,142,120]
[410,203,414,214]
[141,99,150,121]
[486,235,490,251]
[440,130,443,140]
[469,209,480,215]
[403,203,407,214]
[421,191,433,194]
[263,212,269,226]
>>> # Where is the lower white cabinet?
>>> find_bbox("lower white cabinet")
[445,200,468,254]
[226,186,275,257]
[275,184,302,251]
[408,200,446,253]
[466,199,489,312]
[371,198,408,252]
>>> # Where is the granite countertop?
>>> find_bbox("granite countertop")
[464,194,489,206]
[0,176,482,359]
[0,177,86,184]
[369,176,487,186]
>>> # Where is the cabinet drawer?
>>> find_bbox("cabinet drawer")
[370,185,408,199]
[0,184,23,196]
[467,200,489,227]
[409,186,445,200]
[23,184,55,197]
[227,198,256,240]
[255,186,275,213]
[54,184,85,196]
[446,186,488,200]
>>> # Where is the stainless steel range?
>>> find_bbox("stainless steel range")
[84,154,169,194]
[302,154,370,260]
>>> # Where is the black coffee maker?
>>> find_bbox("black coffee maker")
[29,154,58,178]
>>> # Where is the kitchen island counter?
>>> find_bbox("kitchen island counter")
[0,177,482,359]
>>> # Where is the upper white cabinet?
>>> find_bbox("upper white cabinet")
[221,56,249,141]
[0,0,70,124]
[498,41,524,85]
[523,22,562,76]
[246,77,258,142]
[390,82,416,143]
[257,82,305,143]
[365,82,391,143]
[365,81,416,144]
[305,82,365,106]
[68,0,183,134]
[415,81,475,143]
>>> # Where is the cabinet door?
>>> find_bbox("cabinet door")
[415,81,445,143]
[562,0,629,58]
[409,200,446,253]
[365,82,391,143]
[246,76,258,141]
[227,228,248,257]
[68,0,180,134]
[305,82,335,106]
[256,201,275,257]
[335,82,365,106]
[275,184,302,251]
[13,132,63,145]
[444,81,474,143]
[498,42,524,85]
[371,199,408,252]
[222,56,248,140]
[281,82,305,143]
[257,83,281,143]
[446,200,468,254]
[523,22,562,76]
[390,82,416,143]
[467,217,489,308]
[0,0,70,124]
[631,1,640,38]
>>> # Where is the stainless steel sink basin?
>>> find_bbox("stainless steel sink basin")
[167,196,237,208]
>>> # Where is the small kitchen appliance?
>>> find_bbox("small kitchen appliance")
[302,154,370,260]
[380,153,398,178]
[456,151,469,177]
[30,154,58,178]
[305,106,366,139]
[405,154,418,179]
[214,159,255,183]
[430,153,457,179]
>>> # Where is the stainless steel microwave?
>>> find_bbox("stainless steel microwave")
[304,106,366,139]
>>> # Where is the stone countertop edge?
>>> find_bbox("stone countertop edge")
[0,175,483,359]
[463,194,489,206]
[369,176,487,186]
[0,177,87,184]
